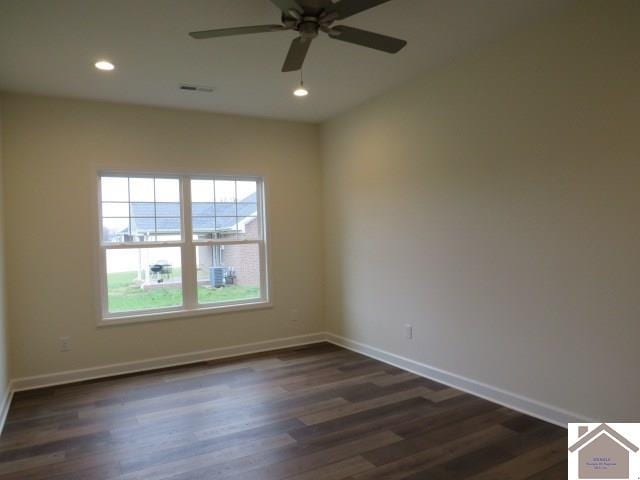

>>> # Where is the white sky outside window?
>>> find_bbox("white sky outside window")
[191,180,215,202]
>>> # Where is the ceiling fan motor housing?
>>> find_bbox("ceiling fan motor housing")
[299,18,320,39]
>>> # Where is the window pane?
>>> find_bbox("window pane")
[101,177,128,202]
[100,175,181,243]
[102,218,129,243]
[129,202,155,217]
[237,202,257,217]
[237,217,259,241]
[129,178,155,202]
[195,244,261,305]
[190,179,261,242]
[106,247,182,313]
[193,217,215,240]
[130,217,155,238]
[155,217,182,239]
[155,203,180,217]
[236,180,257,202]
[155,234,182,242]
[128,217,184,241]
[214,202,236,217]
[155,178,180,202]
[102,202,129,217]
[192,202,214,217]
[191,179,214,202]
[215,180,236,202]
[215,217,238,240]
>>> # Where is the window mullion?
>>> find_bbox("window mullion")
[181,177,197,309]
[213,179,217,241]
[101,241,184,249]
[99,245,109,319]
[153,177,157,242]
[127,178,132,242]
[259,239,268,302]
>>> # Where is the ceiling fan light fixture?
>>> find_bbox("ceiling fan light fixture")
[294,82,309,97]
[294,68,308,97]
[94,60,115,71]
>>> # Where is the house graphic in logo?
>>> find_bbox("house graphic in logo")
[569,424,639,479]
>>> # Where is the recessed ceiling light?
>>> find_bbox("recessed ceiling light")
[94,60,115,71]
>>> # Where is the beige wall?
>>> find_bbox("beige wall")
[322,0,640,421]
[0,97,9,403]
[1,93,323,378]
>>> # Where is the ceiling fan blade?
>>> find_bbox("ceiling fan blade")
[328,25,406,53]
[282,37,312,72]
[269,0,303,15]
[326,0,393,20]
[189,25,286,39]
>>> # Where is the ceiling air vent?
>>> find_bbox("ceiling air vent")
[179,83,214,93]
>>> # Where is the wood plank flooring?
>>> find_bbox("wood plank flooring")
[0,343,567,479]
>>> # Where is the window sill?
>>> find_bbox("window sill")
[97,300,272,327]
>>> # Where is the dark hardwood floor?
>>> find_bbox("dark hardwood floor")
[0,343,567,479]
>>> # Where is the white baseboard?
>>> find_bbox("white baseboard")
[10,333,326,392]
[3,331,589,435]
[325,332,591,428]
[0,384,13,436]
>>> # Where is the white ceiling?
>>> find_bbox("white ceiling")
[0,0,572,122]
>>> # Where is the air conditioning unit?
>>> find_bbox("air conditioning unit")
[209,267,226,288]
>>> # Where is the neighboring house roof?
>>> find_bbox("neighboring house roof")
[569,424,639,453]
[125,193,257,233]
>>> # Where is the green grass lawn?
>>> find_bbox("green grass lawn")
[107,271,260,313]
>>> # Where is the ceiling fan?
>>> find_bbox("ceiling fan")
[189,0,407,72]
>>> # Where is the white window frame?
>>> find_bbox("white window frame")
[96,172,270,326]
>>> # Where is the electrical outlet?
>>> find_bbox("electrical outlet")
[290,308,300,323]
[404,324,413,340]
[60,336,71,352]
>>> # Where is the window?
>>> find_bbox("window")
[98,174,268,323]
